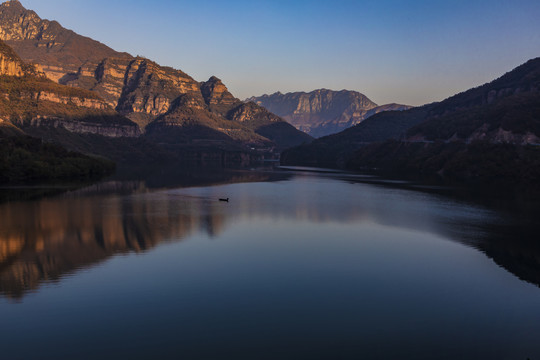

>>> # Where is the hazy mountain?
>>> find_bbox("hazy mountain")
[0,0,312,151]
[247,89,411,137]
[282,58,540,186]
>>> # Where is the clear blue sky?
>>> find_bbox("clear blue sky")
[19,0,540,106]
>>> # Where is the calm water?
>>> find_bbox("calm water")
[0,168,539,359]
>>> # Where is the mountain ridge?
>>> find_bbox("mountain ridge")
[0,0,312,151]
[247,89,411,137]
[0,38,140,138]
[282,57,540,186]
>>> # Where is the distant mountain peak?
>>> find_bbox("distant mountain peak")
[247,89,410,137]
[206,75,223,83]
[0,0,129,68]
[200,76,239,114]
[1,0,23,8]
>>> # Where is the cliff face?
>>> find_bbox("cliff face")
[200,76,241,115]
[0,50,21,75]
[0,38,140,138]
[0,0,129,79]
[0,1,311,150]
[248,89,411,137]
[0,38,36,76]
[143,76,312,150]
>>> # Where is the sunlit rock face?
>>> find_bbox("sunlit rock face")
[0,38,141,138]
[0,0,128,64]
[0,0,311,148]
[200,76,241,115]
[0,51,22,75]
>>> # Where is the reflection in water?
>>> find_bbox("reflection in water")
[1,169,540,360]
[0,184,222,298]
[1,169,540,301]
[0,169,289,299]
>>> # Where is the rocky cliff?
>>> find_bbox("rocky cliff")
[0,0,130,81]
[0,1,311,150]
[143,75,312,150]
[0,39,140,138]
[248,89,411,137]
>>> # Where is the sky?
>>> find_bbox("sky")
[19,0,540,106]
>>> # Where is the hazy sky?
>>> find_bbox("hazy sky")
[19,0,540,106]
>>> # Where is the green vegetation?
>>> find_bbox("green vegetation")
[21,125,173,164]
[281,105,432,167]
[346,140,540,186]
[408,92,540,140]
[0,135,115,183]
[255,122,312,150]
[0,74,101,99]
[282,58,540,190]
[0,75,130,127]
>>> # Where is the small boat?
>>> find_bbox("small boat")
[219,198,229,202]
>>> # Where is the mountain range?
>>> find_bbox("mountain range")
[282,57,540,186]
[1,0,539,188]
[247,89,410,137]
[0,0,312,174]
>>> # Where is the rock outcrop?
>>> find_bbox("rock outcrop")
[200,76,241,115]
[29,116,140,138]
[248,89,411,137]
[0,47,21,75]
[0,38,140,138]
[0,0,129,78]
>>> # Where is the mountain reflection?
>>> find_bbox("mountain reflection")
[0,169,287,299]
[0,184,223,298]
[1,170,540,299]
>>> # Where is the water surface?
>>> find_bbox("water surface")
[0,168,539,359]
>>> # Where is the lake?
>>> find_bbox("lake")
[0,167,539,359]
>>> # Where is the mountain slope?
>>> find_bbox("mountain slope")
[281,104,434,167]
[0,39,140,138]
[405,58,540,144]
[145,76,312,150]
[0,133,115,183]
[282,57,540,186]
[0,0,129,81]
[248,89,411,137]
[0,1,312,150]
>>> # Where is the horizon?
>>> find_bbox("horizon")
[13,0,540,106]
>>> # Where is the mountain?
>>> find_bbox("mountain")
[282,58,540,186]
[0,39,135,181]
[145,76,312,150]
[0,38,140,137]
[0,0,312,151]
[0,0,129,80]
[281,104,434,167]
[0,39,268,168]
[247,89,411,137]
